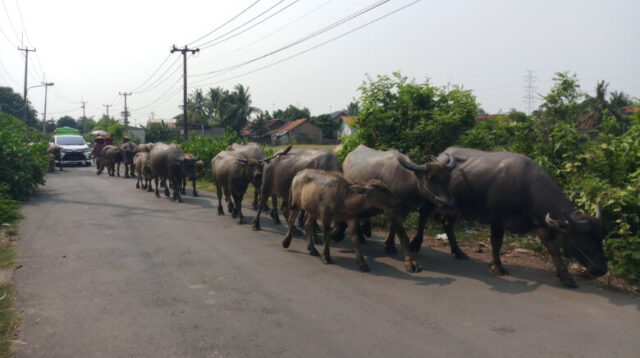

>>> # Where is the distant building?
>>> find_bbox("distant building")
[125,126,146,143]
[177,124,225,139]
[475,115,496,122]
[241,119,284,143]
[330,110,355,138]
[622,106,640,116]
[146,118,177,128]
[269,118,322,144]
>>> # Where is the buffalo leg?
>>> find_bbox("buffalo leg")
[173,179,183,203]
[233,190,245,225]
[252,186,271,231]
[146,176,153,192]
[489,220,508,275]
[282,206,301,248]
[124,163,129,178]
[192,179,198,197]
[271,194,281,225]
[252,184,260,210]
[390,217,422,273]
[136,174,141,189]
[305,214,320,257]
[215,182,224,215]
[181,178,186,195]
[320,216,332,264]
[269,196,279,220]
[410,205,431,253]
[384,226,397,255]
[536,227,577,288]
[443,216,469,259]
[348,218,370,271]
[358,217,368,244]
[154,177,160,198]
[331,222,347,242]
[116,162,120,177]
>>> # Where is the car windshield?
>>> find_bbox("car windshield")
[56,136,86,146]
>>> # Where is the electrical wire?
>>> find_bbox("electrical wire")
[0,0,21,45]
[131,76,183,112]
[189,0,262,46]
[198,0,301,50]
[0,60,18,85]
[133,55,182,94]
[191,0,390,79]
[192,0,421,89]
[131,53,172,93]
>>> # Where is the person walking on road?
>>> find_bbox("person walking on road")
[92,135,106,175]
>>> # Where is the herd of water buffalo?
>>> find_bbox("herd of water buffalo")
[83,141,609,288]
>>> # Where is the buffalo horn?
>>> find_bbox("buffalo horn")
[595,202,602,221]
[261,145,292,163]
[545,212,568,231]
[396,152,429,173]
[567,212,590,232]
[444,153,457,170]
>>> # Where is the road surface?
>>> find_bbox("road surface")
[15,166,640,357]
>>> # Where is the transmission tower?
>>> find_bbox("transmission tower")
[523,70,537,115]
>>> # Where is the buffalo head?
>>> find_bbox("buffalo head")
[236,158,263,184]
[181,155,200,181]
[350,179,402,212]
[396,152,455,209]
[545,205,607,277]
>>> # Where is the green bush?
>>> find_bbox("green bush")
[0,113,49,202]
[179,127,246,180]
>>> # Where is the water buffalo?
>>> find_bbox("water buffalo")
[410,147,607,287]
[181,154,203,197]
[149,143,198,203]
[211,150,268,224]
[137,143,154,152]
[283,169,401,271]
[134,152,153,191]
[335,145,456,272]
[120,141,138,178]
[47,144,62,172]
[227,142,266,210]
[252,147,340,231]
[99,145,122,176]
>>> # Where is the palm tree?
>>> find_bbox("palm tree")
[207,87,229,125]
[188,89,209,136]
[224,84,260,132]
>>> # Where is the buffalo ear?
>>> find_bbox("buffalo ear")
[545,213,569,232]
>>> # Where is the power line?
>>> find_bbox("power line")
[0,0,21,44]
[0,60,18,85]
[133,55,182,94]
[131,77,183,112]
[192,0,421,89]
[191,0,391,79]
[189,0,262,46]
[197,0,290,50]
[131,53,172,93]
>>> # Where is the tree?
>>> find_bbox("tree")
[146,121,176,143]
[223,84,260,133]
[341,72,478,162]
[56,115,76,128]
[0,86,38,128]
[76,117,96,134]
[207,87,230,125]
[187,89,210,136]
[539,72,585,128]
[345,101,360,116]
[310,113,339,139]
[272,105,310,122]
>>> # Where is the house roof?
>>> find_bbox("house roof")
[622,106,640,115]
[146,119,176,128]
[268,118,309,135]
[340,115,354,127]
[475,115,496,122]
[241,119,284,137]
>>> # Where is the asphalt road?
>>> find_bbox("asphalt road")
[15,166,640,357]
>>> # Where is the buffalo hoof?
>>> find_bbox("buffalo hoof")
[291,225,304,236]
[308,246,320,257]
[405,260,423,273]
[136,183,140,189]
[252,204,259,211]
[453,249,470,260]
[490,262,509,275]
[232,211,238,219]
[358,261,370,272]
[252,223,262,231]
[363,224,372,238]
[385,243,398,255]
[177,197,183,203]
[273,218,281,225]
[164,189,170,197]
[193,191,199,197]
[124,174,129,178]
[558,273,578,288]
[147,188,153,193]
[410,236,423,253]
[217,207,224,216]
[237,217,245,225]
[282,237,292,248]
[358,235,367,244]
[321,255,333,265]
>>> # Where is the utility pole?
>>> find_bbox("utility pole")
[19,46,36,122]
[81,100,87,135]
[170,45,199,140]
[119,92,132,127]
[41,81,54,132]
[103,104,112,117]
[523,70,537,115]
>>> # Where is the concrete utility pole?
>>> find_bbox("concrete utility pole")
[41,82,54,132]
[19,46,36,122]
[170,45,199,140]
[103,104,112,117]
[81,100,87,135]
[523,70,537,115]
[119,92,132,127]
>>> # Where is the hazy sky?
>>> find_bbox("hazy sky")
[1,0,639,127]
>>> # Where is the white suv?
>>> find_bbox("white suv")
[50,135,92,166]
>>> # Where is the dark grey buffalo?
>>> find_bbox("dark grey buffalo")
[227,142,266,210]
[211,148,281,224]
[337,145,456,272]
[407,147,607,287]
[99,145,122,176]
[283,169,401,271]
[120,141,138,178]
[149,143,198,203]
[181,154,203,197]
[252,147,340,231]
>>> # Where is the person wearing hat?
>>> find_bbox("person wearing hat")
[92,135,106,174]
[105,135,113,145]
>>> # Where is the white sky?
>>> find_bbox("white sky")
[1,0,639,127]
